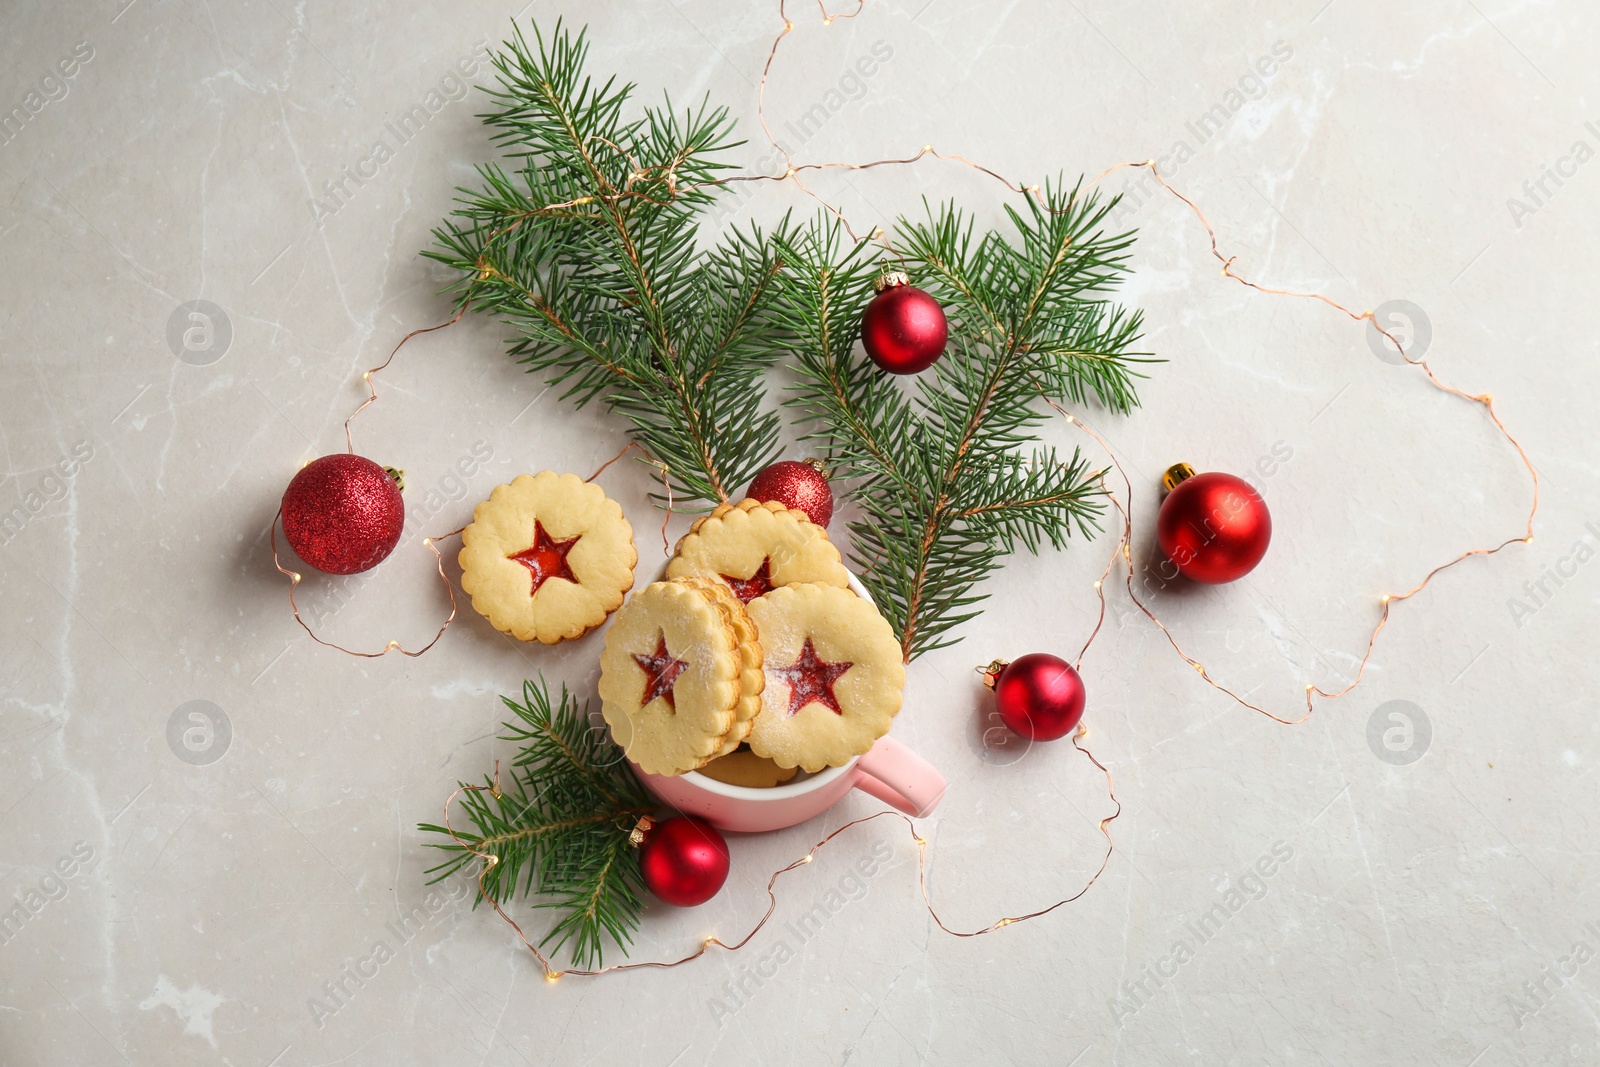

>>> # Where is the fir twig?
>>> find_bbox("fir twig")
[774,183,1156,660]
[420,676,655,969]
[425,21,786,506]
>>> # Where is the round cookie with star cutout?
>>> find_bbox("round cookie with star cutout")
[744,583,906,773]
[666,498,849,605]
[599,577,765,776]
[458,472,636,644]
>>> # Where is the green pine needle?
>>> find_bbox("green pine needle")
[419,676,655,969]
[774,185,1157,660]
[425,20,786,506]
[427,17,1156,660]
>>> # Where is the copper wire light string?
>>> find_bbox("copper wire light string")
[441,728,1119,980]
[743,8,1539,724]
[351,0,1534,973]
[270,517,463,659]
[270,309,469,658]
[343,306,467,453]
[585,440,677,557]
[1054,161,1539,723]
[273,327,687,656]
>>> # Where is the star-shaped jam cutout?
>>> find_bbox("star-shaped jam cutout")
[508,520,580,597]
[719,558,773,603]
[633,631,690,712]
[772,638,853,717]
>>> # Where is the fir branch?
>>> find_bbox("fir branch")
[420,676,654,969]
[426,21,786,505]
[776,186,1155,660]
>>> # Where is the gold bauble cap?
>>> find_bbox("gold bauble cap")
[1161,462,1196,493]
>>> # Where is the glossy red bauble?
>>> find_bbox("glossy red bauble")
[860,276,947,375]
[280,454,405,575]
[986,653,1086,742]
[747,459,833,527]
[638,816,730,907]
[1156,465,1272,584]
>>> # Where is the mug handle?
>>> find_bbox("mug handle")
[852,735,947,818]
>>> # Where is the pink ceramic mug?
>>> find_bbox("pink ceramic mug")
[630,570,946,833]
[635,734,946,833]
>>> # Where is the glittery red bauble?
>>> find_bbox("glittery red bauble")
[638,816,729,907]
[280,454,405,575]
[747,459,833,527]
[988,653,1086,742]
[860,280,947,375]
[1156,469,1272,584]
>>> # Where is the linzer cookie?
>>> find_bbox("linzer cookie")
[458,472,635,644]
[744,583,905,773]
[599,578,763,776]
[666,498,849,604]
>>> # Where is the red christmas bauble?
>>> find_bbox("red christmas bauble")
[747,459,833,527]
[860,274,947,375]
[638,816,729,907]
[985,653,1086,742]
[1156,464,1271,584]
[280,454,405,575]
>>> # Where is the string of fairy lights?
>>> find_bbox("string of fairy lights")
[268,309,470,657]
[439,733,1119,981]
[272,0,1538,977]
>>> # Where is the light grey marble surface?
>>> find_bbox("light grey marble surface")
[2,1,1596,1064]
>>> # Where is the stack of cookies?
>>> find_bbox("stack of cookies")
[455,477,906,784]
[600,499,906,781]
